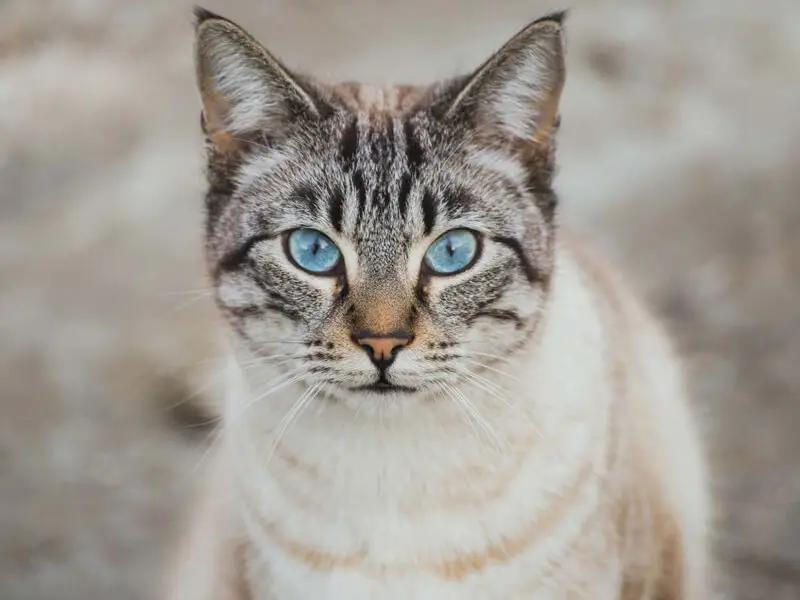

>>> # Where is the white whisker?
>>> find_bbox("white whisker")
[263,382,322,468]
[438,382,484,448]
[456,367,542,441]
[227,367,308,427]
[162,353,307,414]
[191,420,224,474]
[462,358,524,383]
[459,349,515,364]
[160,287,214,297]
[170,291,215,313]
[447,382,507,452]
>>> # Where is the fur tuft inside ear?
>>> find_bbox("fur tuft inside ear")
[444,12,567,147]
[193,8,325,154]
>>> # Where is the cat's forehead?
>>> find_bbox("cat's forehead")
[322,108,439,255]
[330,82,435,117]
[240,102,518,244]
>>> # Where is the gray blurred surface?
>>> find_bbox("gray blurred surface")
[1,0,799,598]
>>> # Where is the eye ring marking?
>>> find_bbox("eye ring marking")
[283,228,343,276]
[423,229,482,276]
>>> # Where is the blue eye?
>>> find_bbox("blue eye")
[424,229,480,275]
[286,229,342,275]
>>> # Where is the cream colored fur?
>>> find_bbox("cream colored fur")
[165,236,709,599]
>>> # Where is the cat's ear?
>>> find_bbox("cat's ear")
[441,12,566,148]
[193,7,329,155]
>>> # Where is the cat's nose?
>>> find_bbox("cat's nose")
[353,331,413,369]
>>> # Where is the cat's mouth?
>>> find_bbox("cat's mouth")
[350,382,418,394]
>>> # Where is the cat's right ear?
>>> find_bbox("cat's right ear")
[193,7,328,155]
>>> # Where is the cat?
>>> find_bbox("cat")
[164,6,710,599]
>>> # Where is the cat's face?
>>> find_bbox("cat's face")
[194,8,566,407]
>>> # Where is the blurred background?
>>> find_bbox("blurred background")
[1,0,799,598]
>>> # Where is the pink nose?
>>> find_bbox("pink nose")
[353,331,413,367]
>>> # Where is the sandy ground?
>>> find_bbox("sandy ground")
[1,0,799,598]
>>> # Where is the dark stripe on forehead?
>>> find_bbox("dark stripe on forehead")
[492,236,543,284]
[368,122,396,166]
[339,118,374,226]
[287,184,319,215]
[422,191,437,235]
[353,170,367,217]
[440,187,475,216]
[339,118,359,168]
[404,120,425,170]
[368,123,396,209]
[329,188,345,232]
[397,172,412,218]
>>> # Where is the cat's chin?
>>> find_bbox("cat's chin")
[316,380,443,416]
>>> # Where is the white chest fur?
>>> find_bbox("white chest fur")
[222,259,622,600]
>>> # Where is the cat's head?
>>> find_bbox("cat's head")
[193,7,566,407]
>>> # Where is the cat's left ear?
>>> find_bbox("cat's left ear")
[441,12,566,149]
[193,7,330,156]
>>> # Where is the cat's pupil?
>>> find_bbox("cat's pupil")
[312,240,320,255]
[447,240,455,256]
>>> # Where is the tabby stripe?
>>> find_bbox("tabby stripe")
[471,309,524,328]
[492,236,543,284]
[403,119,425,170]
[214,233,275,278]
[397,172,412,218]
[339,118,358,168]
[526,177,558,222]
[427,354,459,362]
[369,123,395,166]
[536,189,558,222]
[459,269,515,323]
[329,188,345,232]
[440,187,473,215]
[375,183,390,209]
[261,302,303,322]
[421,191,437,235]
[253,458,595,579]
[226,305,264,318]
[287,184,318,215]
[370,125,393,208]
[222,301,303,323]
[352,170,368,221]
[256,286,292,306]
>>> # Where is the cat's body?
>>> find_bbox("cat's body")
[166,8,709,599]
